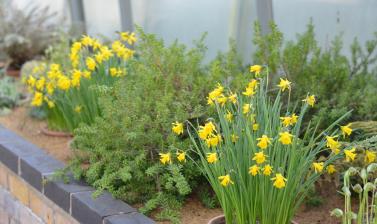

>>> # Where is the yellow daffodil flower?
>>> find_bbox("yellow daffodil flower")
[243,104,250,114]
[257,135,272,150]
[177,151,186,163]
[207,152,218,164]
[253,123,259,131]
[249,165,260,176]
[271,173,287,189]
[365,150,376,164]
[172,121,184,135]
[279,132,293,145]
[326,165,336,174]
[344,148,357,162]
[252,151,267,164]
[159,152,171,165]
[218,174,234,187]
[250,65,262,76]
[341,124,352,137]
[312,162,324,173]
[231,134,239,143]
[277,78,291,92]
[263,165,273,176]
[303,95,316,107]
[226,111,233,122]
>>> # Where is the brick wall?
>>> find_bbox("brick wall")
[0,125,155,224]
[0,162,78,224]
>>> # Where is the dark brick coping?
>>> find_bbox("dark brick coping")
[0,125,155,224]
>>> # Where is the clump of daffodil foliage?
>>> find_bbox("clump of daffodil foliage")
[169,65,354,224]
[253,21,377,132]
[24,32,136,132]
[70,28,247,223]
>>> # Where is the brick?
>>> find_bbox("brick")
[0,127,43,174]
[8,173,29,205]
[0,163,8,189]
[104,212,155,224]
[20,154,65,191]
[29,189,54,224]
[71,191,136,224]
[0,209,10,224]
[44,174,93,213]
[53,209,79,224]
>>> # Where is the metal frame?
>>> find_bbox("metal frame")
[118,0,134,31]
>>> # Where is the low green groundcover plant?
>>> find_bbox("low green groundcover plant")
[172,66,351,223]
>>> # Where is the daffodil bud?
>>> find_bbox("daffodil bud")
[367,163,377,173]
[342,186,352,196]
[360,168,367,181]
[345,211,357,220]
[364,182,376,192]
[352,184,363,194]
[348,167,358,176]
[330,208,343,218]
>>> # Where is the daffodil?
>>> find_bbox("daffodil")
[247,79,259,89]
[326,165,336,174]
[326,136,341,154]
[177,151,186,162]
[341,124,352,137]
[86,57,96,71]
[231,134,239,143]
[243,104,250,114]
[257,135,272,150]
[207,152,218,164]
[228,93,237,104]
[218,174,234,187]
[74,105,82,113]
[242,87,256,97]
[250,65,262,76]
[249,165,260,176]
[271,173,287,189]
[198,122,216,140]
[263,165,273,176]
[344,148,357,162]
[279,132,293,145]
[303,95,316,107]
[312,162,324,173]
[277,78,291,92]
[172,121,184,135]
[206,134,222,148]
[57,76,71,91]
[159,152,171,165]
[290,113,298,125]
[216,94,227,106]
[365,150,376,164]
[252,123,259,131]
[226,111,233,122]
[31,91,43,107]
[280,116,292,127]
[252,151,267,164]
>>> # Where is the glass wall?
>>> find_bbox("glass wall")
[273,0,377,52]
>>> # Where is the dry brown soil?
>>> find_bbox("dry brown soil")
[0,106,343,224]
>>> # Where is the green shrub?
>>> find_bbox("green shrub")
[0,72,22,115]
[69,29,245,222]
[253,21,377,130]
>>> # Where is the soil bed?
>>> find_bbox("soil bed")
[0,106,343,224]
